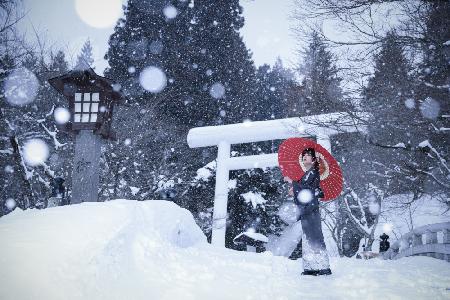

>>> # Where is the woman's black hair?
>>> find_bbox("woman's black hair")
[301,147,320,171]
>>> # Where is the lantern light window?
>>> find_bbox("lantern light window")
[73,92,100,123]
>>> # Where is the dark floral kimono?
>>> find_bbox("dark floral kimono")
[292,167,330,273]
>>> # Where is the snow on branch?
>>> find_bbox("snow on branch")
[418,140,450,174]
[45,105,55,118]
[241,191,267,210]
[39,123,66,150]
[342,189,372,237]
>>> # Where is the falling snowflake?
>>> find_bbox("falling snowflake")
[209,83,225,99]
[5,198,16,210]
[163,5,178,19]
[4,68,39,106]
[23,139,49,166]
[419,97,440,119]
[297,189,313,204]
[54,107,71,124]
[404,98,415,109]
[139,66,167,93]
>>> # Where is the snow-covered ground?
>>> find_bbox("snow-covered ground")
[1,199,449,300]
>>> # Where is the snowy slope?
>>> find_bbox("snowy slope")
[0,200,449,300]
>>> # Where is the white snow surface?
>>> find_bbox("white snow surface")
[1,199,449,300]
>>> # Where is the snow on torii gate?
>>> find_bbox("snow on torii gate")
[187,112,366,247]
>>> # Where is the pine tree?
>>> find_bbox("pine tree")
[361,27,449,198]
[186,0,258,125]
[255,58,296,120]
[103,0,194,200]
[414,1,449,198]
[103,0,259,205]
[298,31,343,116]
[364,32,415,141]
[74,39,94,70]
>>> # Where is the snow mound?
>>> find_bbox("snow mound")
[1,199,449,300]
[0,200,205,299]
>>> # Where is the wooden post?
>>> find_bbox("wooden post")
[425,230,437,244]
[412,234,423,246]
[443,229,450,244]
[71,130,102,204]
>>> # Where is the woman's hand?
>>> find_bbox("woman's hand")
[288,186,294,196]
[284,176,293,183]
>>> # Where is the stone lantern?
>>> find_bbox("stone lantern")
[48,68,124,204]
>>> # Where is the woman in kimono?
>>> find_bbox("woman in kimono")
[288,147,331,276]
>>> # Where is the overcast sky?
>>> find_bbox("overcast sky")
[19,0,299,75]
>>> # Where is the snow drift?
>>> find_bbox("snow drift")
[0,199,449,300]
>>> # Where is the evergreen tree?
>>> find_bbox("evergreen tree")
[414,1,449,198]
[74,39,94,71]
[186,0,258,125]
[103,0,195,200]
[361,31,420,195]
[103,0,259,211]
[298,31,343,116]
[255,58,296,120]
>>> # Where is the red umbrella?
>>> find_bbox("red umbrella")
[278,137,343,202]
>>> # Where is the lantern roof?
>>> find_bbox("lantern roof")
[48,68,125,103]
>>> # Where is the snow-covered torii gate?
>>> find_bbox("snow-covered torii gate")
[187,112,366,247]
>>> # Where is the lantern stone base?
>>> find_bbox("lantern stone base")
[71,130,102,204]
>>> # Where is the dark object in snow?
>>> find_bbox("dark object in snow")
[48,68,125,140]
[159,188,177,200]
[233,232,268,253]
[379,233,390,253]
[301,268,332,276]
[51,177,67,205]
[51,177,65,197]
